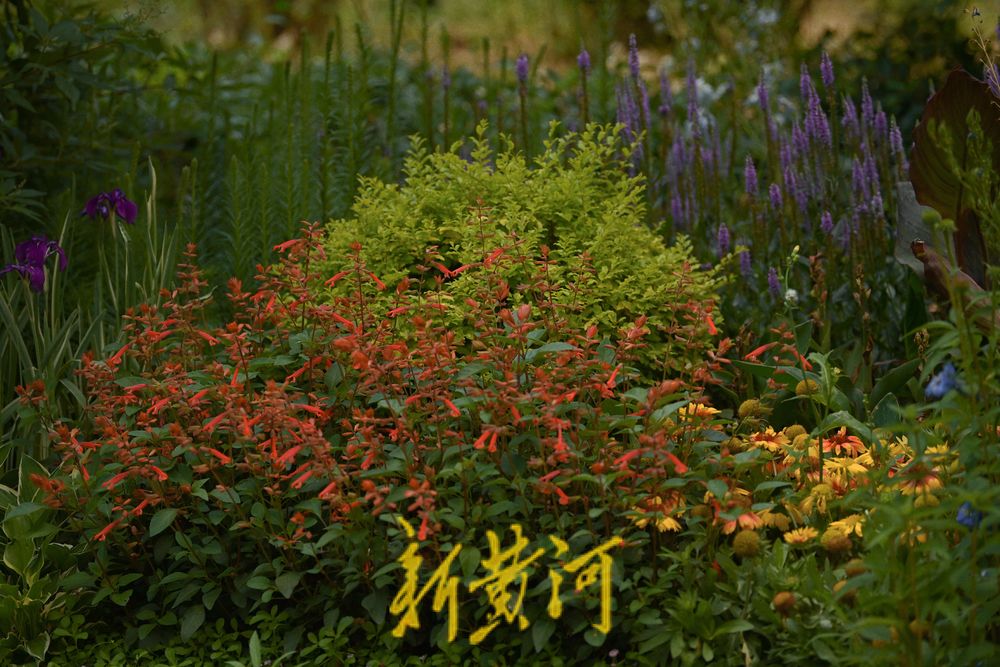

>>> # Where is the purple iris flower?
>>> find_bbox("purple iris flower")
[82,188,138,224]
[1,235,68,292]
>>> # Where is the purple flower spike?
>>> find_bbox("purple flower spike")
[757,75,769,114]
[441,66,451,90]
[577,48,591,74]
[658,70,672,116]
[769,182,783,211]
[874,109,888,141]
[820,51,834,88]
[861,80,874,129]
[1,235,68,293]
[516,54,529,86]
[799,63,814,102]
[821,210,834,234]
[767,267,781,298]
[83,188,138,225]
[628,34,640,80]
[740,250,752,278]
[717,223,730,256]
[744,155,758,197]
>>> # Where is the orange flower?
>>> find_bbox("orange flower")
[821,427,866,456]
[748,427,789,453]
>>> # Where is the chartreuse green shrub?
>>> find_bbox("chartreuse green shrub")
[321,122,725,376]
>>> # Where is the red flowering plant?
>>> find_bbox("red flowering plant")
[36,221,732,652]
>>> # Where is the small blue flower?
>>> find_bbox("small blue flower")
[925,362,958,400]
[957,502,983,529]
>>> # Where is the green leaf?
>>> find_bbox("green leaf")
[246,576,271,591]
[2,539,34,576]
[754,481,791,493]
[25,631,50,660]
[532,617,556,653]
[180,605,205,641]
[816,411,873,445]
[870,358,920,408]
[870,393,900,428]
[249,630,262,667]
[149,508,178,537]
[362,587,389,626]
[275,572,301,599]
[706,479,728,500]
[712,619,754,637]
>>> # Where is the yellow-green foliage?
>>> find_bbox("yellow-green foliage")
[322,122,721,372]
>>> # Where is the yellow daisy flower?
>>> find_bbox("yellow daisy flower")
[748,427,789,453]
[828,513,864,538]
[783,527,819,545]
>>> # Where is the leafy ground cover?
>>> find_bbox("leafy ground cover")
[1,1,999,665]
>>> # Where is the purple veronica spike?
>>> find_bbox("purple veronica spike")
[744,155,758,197]
[767,267,781,298]
[577,48,591,74]
[757,75,769,114]
[658,70,672,116]
[820,51,834,88]
[639,79,651,125]
[516,54,529,86]
[851,157,868,201]
[686,59,699,130]
[628,34,640,80]
[717,223,730,256]
[821,210,834,234]
[799,63,814,102]
[739,250,752,278]
[670,193,684,227]
[83,189,138,224]
[861,80,874,129]
[441,66,451,90]
[2,235,68,293]
[769,182,783,211]
[841,96,859,138]
[792,122,809,158]
[874,109,887,141]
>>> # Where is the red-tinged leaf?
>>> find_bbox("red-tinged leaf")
[204,413,227,434]
[207,448,232,464]
[539,470,560,483]
[148,397,172,415]
[606,365,620,389]
[195,330,220,345]
[291,471,313,489]
[473,431,490,449]
[108,343,131,366]
[614,449,643,466]
[273,239,298,252]
[744,342,777,361]
[324,270,350,287]
[102,472,130,490]
[275,446,303,467]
